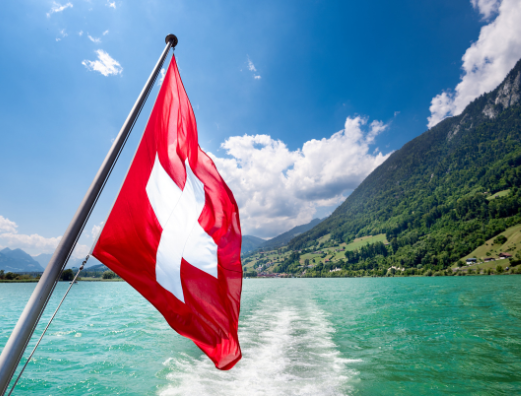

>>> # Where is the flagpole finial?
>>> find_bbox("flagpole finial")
[165,34,178,48]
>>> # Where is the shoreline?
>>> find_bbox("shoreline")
[0,279,125,283]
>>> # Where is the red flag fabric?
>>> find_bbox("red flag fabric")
[92,55,243,370]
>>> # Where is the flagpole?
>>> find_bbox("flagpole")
[0,34,178,395]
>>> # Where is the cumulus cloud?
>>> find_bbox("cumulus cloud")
[0,232,61,252]
[47,2,73,17]
[82,50,123,76]
[0,215,89,258]
[90,222,104,239]
[107,1,116,9]
[0,216,17,233]
[428,0,521,128]
[0,215,60,254]
[209,116,390,238]
[72,244,90,259]
[471,0,501,19]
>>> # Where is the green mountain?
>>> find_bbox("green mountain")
[0,248,45,273]
[290,58,521,272]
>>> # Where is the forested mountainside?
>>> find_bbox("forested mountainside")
[289,58,521,271]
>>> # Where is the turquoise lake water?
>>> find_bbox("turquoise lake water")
[1,277,521,395]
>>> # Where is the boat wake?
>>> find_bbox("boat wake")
[159,295,359,396]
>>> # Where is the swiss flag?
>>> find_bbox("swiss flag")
[92,54,242,370]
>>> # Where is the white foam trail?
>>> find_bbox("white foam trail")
[159,297,359,396]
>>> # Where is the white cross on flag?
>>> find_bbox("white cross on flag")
[92,55,243,370]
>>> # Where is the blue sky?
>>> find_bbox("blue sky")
[1,0,520,256]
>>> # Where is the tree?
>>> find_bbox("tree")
[493,235,508,245]
[102,270,116,279]
[0,270,4,279]
[496,264,504,274]
[5,272,17,280]
[61,269,74,281]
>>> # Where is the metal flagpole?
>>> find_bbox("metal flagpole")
[0,34,178,395]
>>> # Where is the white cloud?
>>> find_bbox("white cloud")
[157,67,166,86]
[209,116,390,238]
[90,222,104,239]
[47,2,73,17]
[107,1,116,9]
[428,0,521,128]
[247,56,261,80]
[103,30,109,36]
[82,50,123,76]
[78,30,83,36]
[72,244,90,259]
[0,216,17,233]
[471,0,501,19]
[247,58,257,72]
[0,215,89,259]
[0,215,60,254]
[0,232,61,252]
[88,35,101,43]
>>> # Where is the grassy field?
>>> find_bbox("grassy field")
[462,259,511,272]
[486,189,510,200]
[454,222,521,271]
[346,234,387,251]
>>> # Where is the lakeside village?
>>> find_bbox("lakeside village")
[242,224,521,278]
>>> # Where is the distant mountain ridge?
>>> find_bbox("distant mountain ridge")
[242,218,323,254]
[0,248,45,272]
[261,218,322,250]
[33,253,53,268]
[241,235,265,254]
[26,252,106,271]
